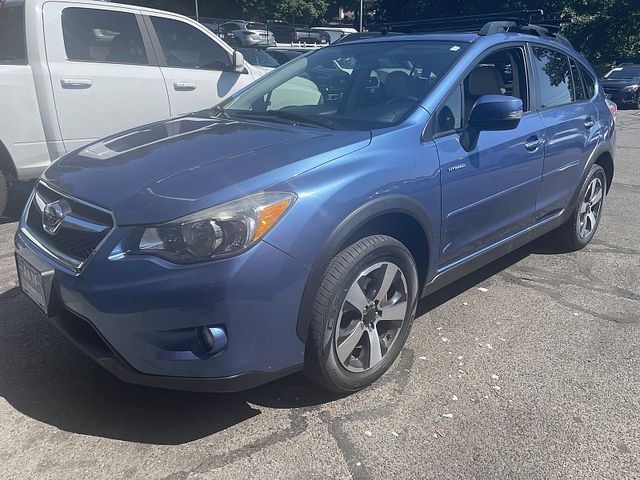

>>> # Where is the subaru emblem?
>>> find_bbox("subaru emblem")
[42,200,70,235]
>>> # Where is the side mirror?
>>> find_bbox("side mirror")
[460,95,523,151]
[232,50,245,74]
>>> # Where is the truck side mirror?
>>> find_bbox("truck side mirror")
[232,50,246,74]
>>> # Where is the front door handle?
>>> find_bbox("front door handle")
[584,116,596,129]
[524,136,544,152]
[60,78,93,89]
[174,81,197,91]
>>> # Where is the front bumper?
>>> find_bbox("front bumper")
[16,228,311,392]
[605,89,638,105]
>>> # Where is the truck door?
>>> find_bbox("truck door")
[43,3,171,152]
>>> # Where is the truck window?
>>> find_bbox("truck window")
[0,1,26,64]
[62,8,149,65]
[151,17,231,71]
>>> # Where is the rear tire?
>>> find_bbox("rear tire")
[547,164,606,251]
[304,235,419,394]
[0,169,8,217]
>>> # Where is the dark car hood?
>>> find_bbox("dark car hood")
[43,116,371,225]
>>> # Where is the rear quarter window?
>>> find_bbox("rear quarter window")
[0,2,26,64]
[531,46,573,109]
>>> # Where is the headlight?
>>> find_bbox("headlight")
[623,84,639,91]
[130,192,295,263]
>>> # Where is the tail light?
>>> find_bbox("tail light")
[606,98,617,120]
[242,31,256,36]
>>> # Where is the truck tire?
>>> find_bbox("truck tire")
[0,169,8,217]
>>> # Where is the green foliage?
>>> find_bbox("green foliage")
[361,0,640,63]
[146,0,638,62]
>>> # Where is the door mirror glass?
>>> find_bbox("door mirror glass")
[232,50,245,73]
[461,95,522,151]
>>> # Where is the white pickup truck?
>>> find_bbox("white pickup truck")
[0,0,264,215]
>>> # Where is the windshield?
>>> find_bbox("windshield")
[606,66,640,79]
[224,41,467,130]
[0,1,26,64]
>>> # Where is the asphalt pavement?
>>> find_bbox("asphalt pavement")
[0,111,638,480]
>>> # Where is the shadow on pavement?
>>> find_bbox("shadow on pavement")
[0,288,341,445]
[0,241,545,445]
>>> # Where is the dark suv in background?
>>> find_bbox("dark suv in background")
[601,64,640,109]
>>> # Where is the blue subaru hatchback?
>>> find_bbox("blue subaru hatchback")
[15,23,615,393]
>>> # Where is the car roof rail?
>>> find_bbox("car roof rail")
[369,10,573,46]
[369,10,542,34]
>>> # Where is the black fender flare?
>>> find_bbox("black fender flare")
[296,194,436,342]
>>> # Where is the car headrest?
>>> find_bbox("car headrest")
[107,33,144,64]
[385,71,411,98]
[467,65,505,97]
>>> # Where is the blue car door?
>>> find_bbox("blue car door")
[431,46,545,267]
[529,45,600,219]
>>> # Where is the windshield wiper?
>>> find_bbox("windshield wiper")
[206,105,229,119]
[231,110,343,130]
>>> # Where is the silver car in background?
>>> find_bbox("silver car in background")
[220,21,276,47]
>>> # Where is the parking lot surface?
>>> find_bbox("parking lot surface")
[0,111,638,480]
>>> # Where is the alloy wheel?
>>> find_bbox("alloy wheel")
[578,177,604,239]
[334,261,409,373]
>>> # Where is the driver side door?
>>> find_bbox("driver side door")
[145,15,254,116]
[432,46,546,268]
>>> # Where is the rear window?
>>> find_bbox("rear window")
[246,22,267,30]
[0,1,26,64]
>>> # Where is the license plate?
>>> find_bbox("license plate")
[16,248,55,315]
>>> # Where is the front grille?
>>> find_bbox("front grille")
[23,182,114,271]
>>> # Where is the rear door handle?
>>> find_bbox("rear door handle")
[524,136,544,152]
[60,78,92,89]
[584,116,596,129]
[174,81,197,91]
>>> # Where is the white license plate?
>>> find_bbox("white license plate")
[16,249,54,315]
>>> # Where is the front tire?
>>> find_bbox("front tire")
[304,235,419,393]
[547,164,606,251]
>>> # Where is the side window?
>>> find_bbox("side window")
[580,66,596,99]
[62,8,148,65]
[0,4,26,64]
[531,46,572,109]
[151,17,231,71]
[435,85,463,134]
[463,47,528,123]
[569,59,586,101]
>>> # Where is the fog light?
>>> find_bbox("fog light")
[198,326,228,355]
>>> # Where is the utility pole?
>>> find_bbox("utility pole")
[359,0,364,32]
